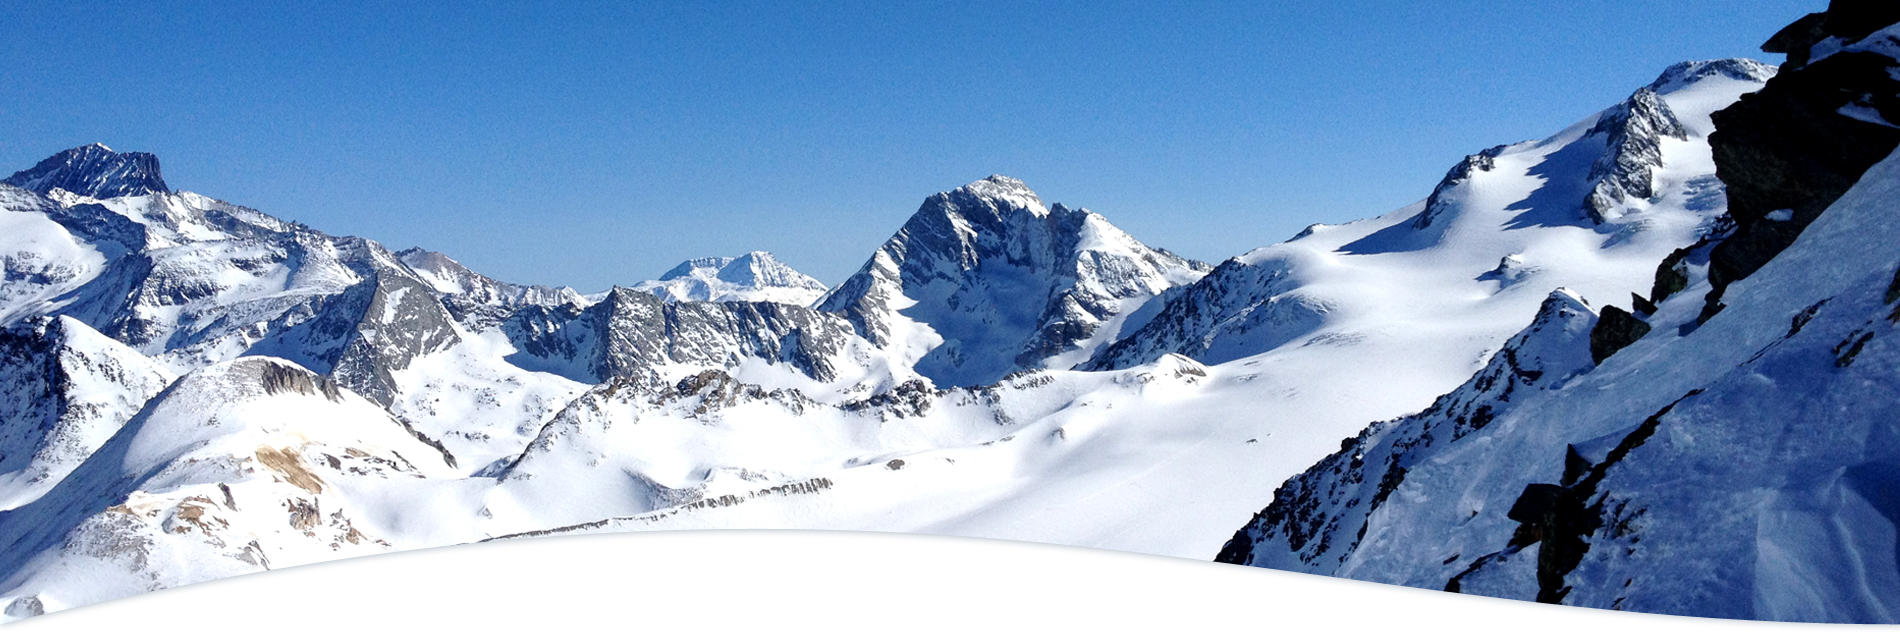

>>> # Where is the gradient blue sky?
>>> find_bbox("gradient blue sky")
[2,1,1811,290]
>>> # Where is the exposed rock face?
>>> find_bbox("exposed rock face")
[817,175,1209,386]
[0,317,174,510]
[1702,8,1900,320]
[1412,145,1508,231]
[1219,7,1900,622]
[503,287,861,386]
[1587,305,1652,364]
[1584,88,1691,223]
[1083,256,1326,371]
[1216,290,1599,571]
[0,149,467,405]
[3,144,168,199]
[246,247,463,406]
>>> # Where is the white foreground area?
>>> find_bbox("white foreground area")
[2,531,1848,634]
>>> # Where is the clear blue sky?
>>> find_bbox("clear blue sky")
[1,1,1812,291]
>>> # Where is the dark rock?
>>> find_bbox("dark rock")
[1701,7,1900,322]
[1590,306,1652,364]
[1584,89,1691,223]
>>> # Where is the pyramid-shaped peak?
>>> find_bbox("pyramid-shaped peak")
[4,143,170,199]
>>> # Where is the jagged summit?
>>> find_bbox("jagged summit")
[928,174,1049,218]
[3,144,169,199]
[1583,87,1691,222]
[819,175,1209,386]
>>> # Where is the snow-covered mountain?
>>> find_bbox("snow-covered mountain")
[818,175,1211,387]
[0,10,1874,622]
[1216,6,1900,623]
[396,247,587,329]
[499,286,883,390]
[631,251,828,306]
[0,317,173,511]
[0,170,466,407]
[0,357,460,619]
[1088,59,1772,373]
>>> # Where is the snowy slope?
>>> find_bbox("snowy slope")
[631,251,829,306]
[0,357,462,619]
[1090,59,1772,372]
[1217,12,1900,623]
[0,317,174,511]
[396,247,587,330]
[1225,144,1900,623]
[0,186,111,325]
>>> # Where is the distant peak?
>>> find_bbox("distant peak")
[1645,59,1777,94]
[659,256,738,280]
[4,144,169,198]
[653,251,823,290]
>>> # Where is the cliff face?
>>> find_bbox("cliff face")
[1696,1,1900,322]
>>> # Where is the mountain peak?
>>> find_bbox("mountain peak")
[1645,58,1777,94]
[4,144,170,199]
[637,251,827,305]
[946,174,1046,215]
[659,256,738,281]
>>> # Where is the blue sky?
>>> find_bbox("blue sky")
[2,1,1810,290]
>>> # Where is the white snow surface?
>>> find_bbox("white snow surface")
[631,251,829,306]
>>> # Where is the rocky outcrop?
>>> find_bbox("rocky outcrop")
[1412,145,1508,230]
[1700,5,1900,321]
[1587,305,1651,364]
[1217,290,1600,571]
[504,287,860,386]
[1584,88,1690,223]
[0,317,173,510]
